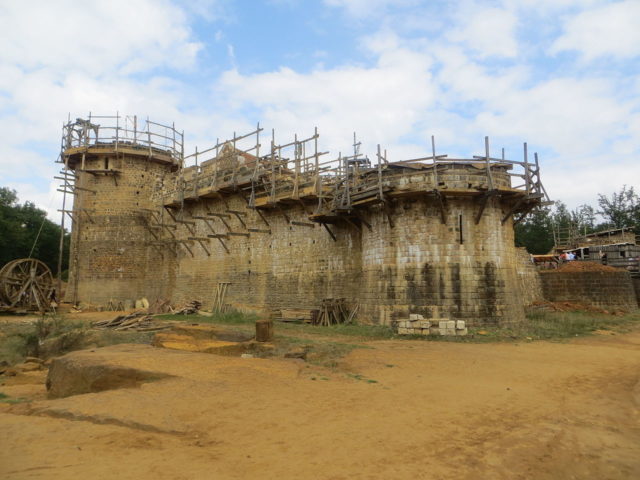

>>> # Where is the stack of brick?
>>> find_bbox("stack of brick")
[396,314,467,336]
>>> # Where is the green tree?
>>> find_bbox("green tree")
[571,204,597,234]
[597,185,640,229]
[0,187,69,275]
[515,206,555,254]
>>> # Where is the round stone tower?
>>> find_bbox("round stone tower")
[61,116,181,306]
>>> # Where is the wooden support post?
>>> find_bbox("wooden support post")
[275,205,290,223]
[383,202,395,229]
[322,223,337,242]
[376,144,385,202]
[255,208,270,228]
[435,191,447,225]
[178,240,194,257]
[255,319,273,342]
[523,142,531,196]
[474,192,492,224]
[353,211,372,231]
[206,212,231,218]
[501,197,526,224]
[431,135,439,188]
[290,221,315,228]
[188,238,211,256]
[513,203,537,226]
[344,217,362,231]
[485,136,494,190]
[227,210,247,228]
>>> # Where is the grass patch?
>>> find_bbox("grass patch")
[275,322,395,340]
[157,309,258,326]
[406,310,640,343]
[266,334,365,369]
[0,313,159,365]
[0,392,27,404]
[347,373,379,384]
[520,309,640,340]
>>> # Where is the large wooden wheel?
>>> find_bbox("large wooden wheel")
[0,258,54,311]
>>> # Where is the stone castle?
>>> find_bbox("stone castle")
[59,115,548,327]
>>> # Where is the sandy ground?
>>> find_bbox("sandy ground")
[1,329,639,480]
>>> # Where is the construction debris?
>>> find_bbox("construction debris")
[92,312,171,332]
[148,298,173,314]
[174,300,202,315]
[313,298,356,326]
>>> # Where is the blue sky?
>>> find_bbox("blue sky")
[1,0,639,219]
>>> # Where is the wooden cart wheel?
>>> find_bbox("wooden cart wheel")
[0,258,54,311]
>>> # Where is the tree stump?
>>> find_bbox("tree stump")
[255,319,273,342]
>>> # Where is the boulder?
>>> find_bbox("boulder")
[46,347,172,399]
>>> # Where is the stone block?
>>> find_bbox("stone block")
[456,328,468,336]
[445,328,457,336]
[398,327,408,335]
[439,320,448,329]
[419,320,431,329]
[446,320,456,329]
[456,320,466,330]
[409,313,424,321]
[421,328,430,335]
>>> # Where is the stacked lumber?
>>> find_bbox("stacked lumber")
[92,312,170,332]
[272,308,318,323]
[174,300,202,315]
[313,299,358,326]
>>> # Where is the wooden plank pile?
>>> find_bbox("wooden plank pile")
[312,299,358,326]
[173,300,202,315]
[92,312,170,332]
[272,308,318,323]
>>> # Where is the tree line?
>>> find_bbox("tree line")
[0,187,69,276]
[515,185,640,254]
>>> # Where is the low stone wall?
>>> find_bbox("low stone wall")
[539,270,638,311]
[515,247,543,305]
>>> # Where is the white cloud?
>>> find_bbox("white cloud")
[0,0,210,219]
[448,6,519,58]
[216,36,438,158]
[0,0,638,221]
[551,0,640,60]
[324,0,420,18]
[0,0,201,75]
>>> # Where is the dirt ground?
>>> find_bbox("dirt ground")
[1,323,639,479]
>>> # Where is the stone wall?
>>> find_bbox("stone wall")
[65,147,538,327]
[539,270,638,311]
[164,196,362,315]
[150,192,525,327]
